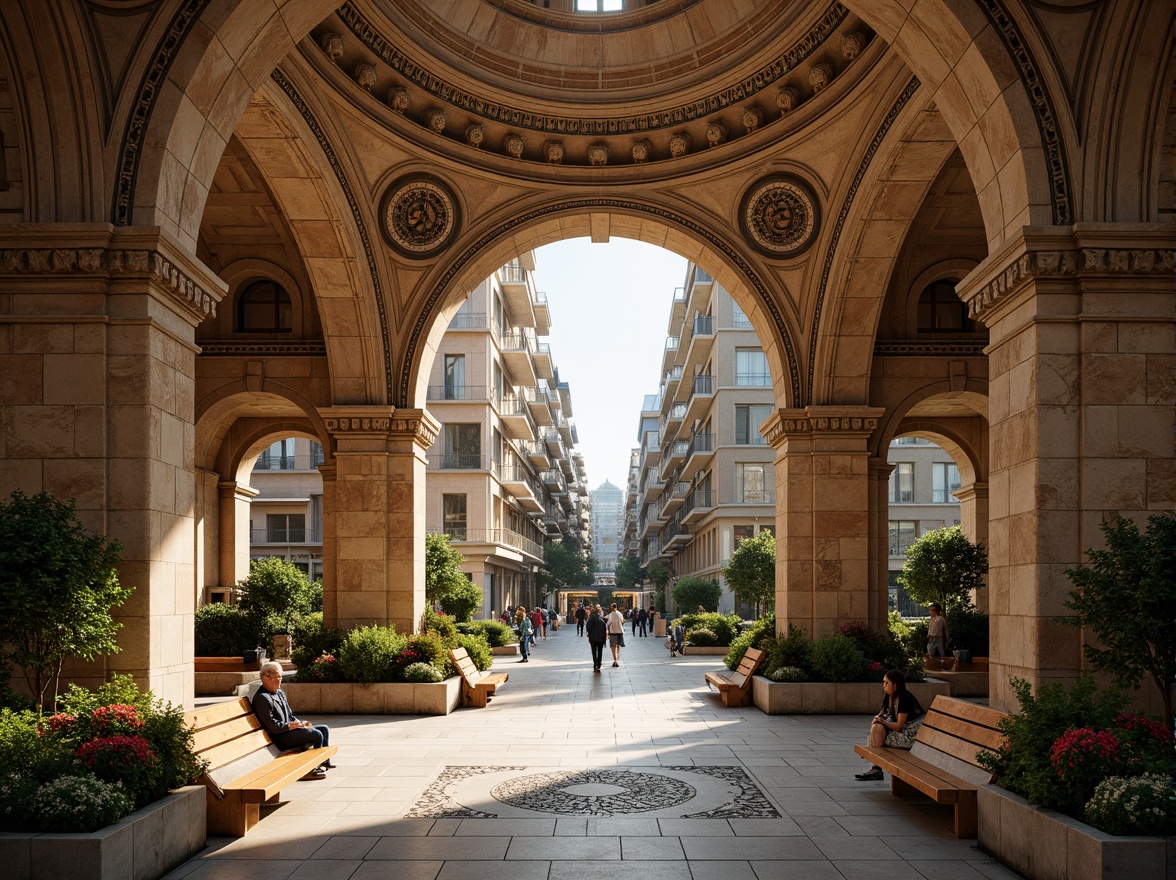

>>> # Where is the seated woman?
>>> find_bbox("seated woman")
[855,668,924,781]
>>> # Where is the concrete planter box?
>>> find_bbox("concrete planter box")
[978,783,1175,880]
[751,678,951,714]
[924,671,989,697]
[491,645,520,656]
[683,646,729,655]
[282,679,461,715]
[0,785,206,880]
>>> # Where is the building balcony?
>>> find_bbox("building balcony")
[426,384,488,403]
[735,489,775,505]
[662,336,679,373]
[541,468,567,494]
[682,487,714,524]
[659,439,688,479]
[496,464,544,513]
[518,439,550,468]
[446,311,488,331]
[429,453,489,470]
[497,332,538,386]
[254,452,324,472]
[659,403,686,436]
[557,415,575,446]
[668,285,686,330]
[499,264,538,330]
[663,364,683,397]
[681,432,715,481]
[540,425,561,455]
[433,527,543,563]
[533,342,554,381]
[497,395,537,441]
[523,385,554,426]
[250,527,322,545]
[660,480,691,517]
[557,381,572,417]
[660,519,690,554]
[533,290,551,335]
[681,314,714,374]
[684,374,714,423]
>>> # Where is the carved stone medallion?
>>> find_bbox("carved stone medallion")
[379,174,460,258]
[739,175,820,258]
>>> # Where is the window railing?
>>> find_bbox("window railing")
[255,452,323,471]
[430,453,487,469]
[427,384,487,402]
[737,489,775,504]
[684,488,713,512]
[498,331,532,353]
[447,311,487,330]
[692,314,714,336]
[251,527,322,544]
[688,433,715,457]
[735,372,772,386]
[499,262,525,283]
[664,336,679,352]
[690,374,714,397]
[431,527,542,559]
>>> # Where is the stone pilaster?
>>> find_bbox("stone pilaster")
[217,481,257,590]
[0,224,226,708]
[953,481,989,610]
[321,406,438,634]
[765,406,885,636]
[868,459,896,628]
[958,225,1175,711]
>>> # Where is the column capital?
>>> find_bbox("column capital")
[389,408,440,450]
[763,406,885,447]
[952,481,988,504]
[217,480,258,501]
[957,224,1175,324]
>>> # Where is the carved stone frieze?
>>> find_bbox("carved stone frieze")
[873,341,988,356]
[761,408,882,446]
[200,341,327,356]
[966,247,1176,320]
[325,416,393,432]
[0,246,219,318]
[389,410,440,448]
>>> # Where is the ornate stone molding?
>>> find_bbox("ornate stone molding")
[967,247,1175,321]
[321,407,396,434]
[270,67,394,402]
[0,246,219,318]
[872,341,988,357]
[112,0,211,226]
[762,407,884,446]
[332,1,850,135]
[389,409,440,449]
[199,341,327,356]
[808,75,920,401]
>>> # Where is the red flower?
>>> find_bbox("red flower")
[1049,728,1121,780]
[40,713,76,735]
[90,703,143,736]
[78,734,157,769]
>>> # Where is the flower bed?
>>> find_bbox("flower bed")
[0,785,205,880]
[751,678,951,714]
[978,783,1175,880]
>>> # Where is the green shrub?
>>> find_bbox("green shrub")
[236,557,313,634]
[765,666,807,683]
[298,652,343,683]
[685,627,718,647]
[337,625,407,683]
[1084,773,1176,836]
[810,633,865,682]
[290,612,345,670]
[672,612,741,646]
[766,624,812,674]
[672,576,722,612]
[725,614,776,670]
[466,620,515,647]
[0,772,41,830]
[838,620,907,680]
[30,774,132,832]
[397,632,447,678]
[454,634,492,672]
[978,676,1128,812]
[194,603,263,657]
[402,662,444,683]
[0,709,72,781]
[422,607,459,641]
[945,606,989,656]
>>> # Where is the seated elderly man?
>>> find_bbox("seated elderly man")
[252,660,335,779]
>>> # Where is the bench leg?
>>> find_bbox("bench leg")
[954,791,978,838]
[207,794,257,837]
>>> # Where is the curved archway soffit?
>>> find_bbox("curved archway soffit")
[886,422,984,486]
[403,197,804,410]
[229,419,324,485]
[195,381,331,469]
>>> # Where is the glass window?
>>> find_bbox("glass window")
[258,438,295,470]
[737,463,769,503]
[888,520,917,556]
[265,513,305,543]
[735,348,770,386]
[733,525,754,544]
[444,354,465,400]
[310,441,324,468]
[443,494,467,540]
[237,279,292,333]
[933,462,961,503]
[731,301,752,329]
[576,0,623,9]
[443,424,481,468]
[917,280,973,333]
[889,463,914,503]
[735,404,773,444]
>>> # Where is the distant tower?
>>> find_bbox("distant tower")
[590,480,624,583]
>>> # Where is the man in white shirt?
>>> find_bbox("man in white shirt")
[606,602,625,667]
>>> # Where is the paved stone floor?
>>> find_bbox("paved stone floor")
[166,624,1022,880]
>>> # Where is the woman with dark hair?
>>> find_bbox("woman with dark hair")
[855,668,925,781]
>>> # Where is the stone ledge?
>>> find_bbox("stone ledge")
[977,783,1174,880]
[682,646,729,655]
[0,785,205,880]
[750,678,951,714]
[282,679,461,715]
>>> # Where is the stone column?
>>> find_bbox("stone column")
[869,459,896,626]
[765,406,885,636]
[321,407,438,634]
[217,480,256,591]
[0,225,225,708]
[958,226,1174,711]
[953,481,989,610]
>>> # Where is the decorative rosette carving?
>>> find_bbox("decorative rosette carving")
[669,133,691,158]
[425,108,446,133]
[545,141,564,164]
[739,174,821,258]
[705,121,728,148]
[504,134,525,159]
[378,174,461,258]
[631,140,651,164]
[808,63,832,93]
[776,86,800,113]
[465,124,485,148]
[587,142,609,166]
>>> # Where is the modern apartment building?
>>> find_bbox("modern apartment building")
[589,480,624,583]
[247,253,589,618]
[626,265,962,617]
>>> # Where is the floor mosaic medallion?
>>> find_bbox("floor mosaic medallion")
[407,765,781,819]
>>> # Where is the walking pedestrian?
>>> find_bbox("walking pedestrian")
[586,604,607,673]
[515,607,533,662]
[630,606,639,636]
[575,603,587,637]
[606,602,625,667]
[637,606,649,637]
[530,606,543,645]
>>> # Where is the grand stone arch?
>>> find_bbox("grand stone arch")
[0,0,1170,709]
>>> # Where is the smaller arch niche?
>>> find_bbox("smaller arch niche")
[236,278,293,334]
[916,279,974,335]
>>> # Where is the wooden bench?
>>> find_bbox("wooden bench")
[854,694,1007,838]
[451,647,509,707]
[703,647,765,707]
[184,696,338,836]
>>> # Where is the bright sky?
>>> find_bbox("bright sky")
[530,238,688,492]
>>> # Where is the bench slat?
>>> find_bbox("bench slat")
[199,730,275,772]
[451,647,508,707]
[922,712,1004,755]
[222,746,338,799]
[186,697,254,731]
[855,746,972,801]
[190,714,263,754]
[931,697,1008,730]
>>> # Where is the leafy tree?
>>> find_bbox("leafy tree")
[236,557,313,634]
[645,560,673,613]
[0,491,132,710]
[438,577,483,622]
[897,526,987,611]
[672,576,721,612]
[426,532,476,615]
[614,554,643,588]
[537,537,594,594]
[1062,514,1176,732]
[723,531,775,617]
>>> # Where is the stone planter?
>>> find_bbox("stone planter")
[683,645,729,655]
[978,783,1175,880]
[283,678,461,715]
[751,678,951,714]
[924,670,989,697]
[0,785,206,880]
[491,644,520,656]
